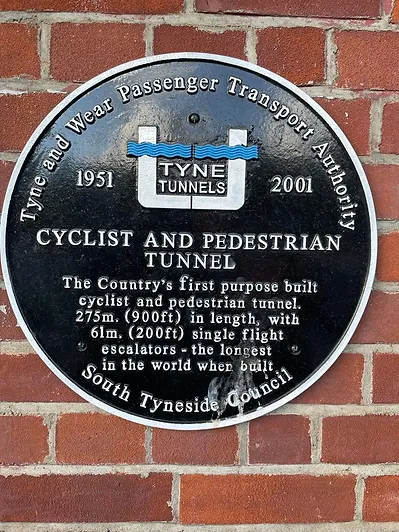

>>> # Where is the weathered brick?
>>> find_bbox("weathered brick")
[0,0,183,13]
[351,291,399,344]
[195,0,381,19]
[380,102,399,154]
[323,415,399,463]
[0,473,172,522]
[391,0,399,22]
[363,164,399,220]
[180,474,356,524]
[153,26,246,59]
[315,97,371,156]
[0,354,82,402]
[257,27,325,86]
[248,415,311,464]
[364,476,399,521]
[376,232,399,282]
[292,353,363,404]
[0,24,39,78]
[0,93,64,151]
[152,426,238,465]
[51,23,145,82]
[373,353,399,403]
[0,416,48,465]
[56,413,146,464]
[337,31,399,90]
[0,290,26,341]
[0,160,14,207]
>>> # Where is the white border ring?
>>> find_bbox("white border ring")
[0,53,377,430]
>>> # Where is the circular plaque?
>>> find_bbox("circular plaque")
[1,54,376,429]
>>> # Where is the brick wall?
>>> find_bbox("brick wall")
[1,0,399,529]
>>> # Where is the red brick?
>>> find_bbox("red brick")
[152,426,238,465]
[323,415,399,463]
[337,31,399,90]
[351,291,399,344]
[377,232,399,282]
[153,26,246,59]
[0,0,183,13]
[196,0,381,19]
[0,290,26,340]
[0,93,64,151]
[51,23,145,82]
[56,413,146,464]
[0,354,82,402]
[364,476,399,521]
[257,27,325,86]
[315,98,370,156]
[383,0,393,16]
[292,353,364,404]
[248,415,310,464]
[364,164,399,219]
[0,416,48,465]
[0,473,172,522]
[392,0,399,22]
[180,474,356,524]
[381,102,399,154]
[0,160,14,207]
[373,353,399,403]
[0,24,39,78]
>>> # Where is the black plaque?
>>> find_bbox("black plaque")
[1,54,376,429]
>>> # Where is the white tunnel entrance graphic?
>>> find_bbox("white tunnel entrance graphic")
[136,126,249,210]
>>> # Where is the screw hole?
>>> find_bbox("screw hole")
[188,113,200,124]
[290,344,301,355]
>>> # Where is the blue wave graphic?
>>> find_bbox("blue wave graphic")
[127,141,258,160]
[194,145,258,160]
[127,141,192,159]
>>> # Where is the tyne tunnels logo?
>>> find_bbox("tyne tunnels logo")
[127,126,258,210]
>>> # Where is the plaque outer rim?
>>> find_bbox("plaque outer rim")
[0,53,378,430]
